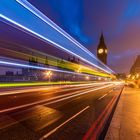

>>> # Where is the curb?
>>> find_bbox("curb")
[83,86,125,140]
[99,86,124,140]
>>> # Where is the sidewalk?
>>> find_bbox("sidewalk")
[105,87,140,140]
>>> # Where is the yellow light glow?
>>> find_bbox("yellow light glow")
[46,71,52,77]
[98,49,104,54]
[131,76,135,80]
[98,77,101,80]
[136,74,139,78]
[77,66,82,73]
[127,74,131,78]
[85,76,89,80]
[105,49,107,53]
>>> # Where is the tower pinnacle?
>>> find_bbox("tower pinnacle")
[97,33,108,65]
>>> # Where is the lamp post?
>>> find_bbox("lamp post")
[77,66,82,81]
[46,71,52,82]
[86,76,89,80]
[136,74,139,79]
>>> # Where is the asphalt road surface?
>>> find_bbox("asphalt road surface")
[0,82,124,140]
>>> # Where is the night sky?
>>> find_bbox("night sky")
[1,0,140,74]
[29,0,140,73]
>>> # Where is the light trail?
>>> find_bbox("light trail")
[39,106,90,140]
[0,1,114,75]
[0,47,110,77]
[0,81,115,96]
[44,84,114,105]
[17,0,114,74]
[0,83,114,114]
[0,56,113,77]
[0,59,94,77]
[0,13,111,75]
[16,0,105,64]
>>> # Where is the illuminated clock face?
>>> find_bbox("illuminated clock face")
[98,48,104,54]
[105,49,107,53]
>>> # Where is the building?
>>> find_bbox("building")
[97,33,108,65]
[116,73,126,80]
[130,55,140,74]
[0,71,24,82]
[5,71,14,76]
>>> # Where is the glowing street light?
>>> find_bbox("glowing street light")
[45,71,52,82]
[98,77,101,80]
[77,66,82,73]
[136,74,139,79]
[127,74,131,78]
[131,76,135,80]
[85,76,89,80]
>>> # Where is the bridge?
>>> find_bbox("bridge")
[0,1,124,140]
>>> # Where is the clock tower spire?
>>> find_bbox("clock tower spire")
[97,33,108,65]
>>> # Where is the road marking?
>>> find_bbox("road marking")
[83,95,117,140]
[0,84,113,114]
[98,94,108,100]
[45,84,113,105]
[98,88,114,101]
[0,105,62,131]
[39,106,90,140]
[108,89,113,93]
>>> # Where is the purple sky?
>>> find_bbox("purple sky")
[28,0,140,73]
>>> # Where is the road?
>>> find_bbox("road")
[0,82,124,140]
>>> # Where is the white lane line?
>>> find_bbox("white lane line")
[108,89,113,93]
[39,106,90,140]
[97,87,115,101]
[0,84,113,114]
[45,84,112,105]
[98,94,108,100]
[41,84,105,96]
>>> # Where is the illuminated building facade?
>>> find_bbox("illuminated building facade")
[130,55,140,74]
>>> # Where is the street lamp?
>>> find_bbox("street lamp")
[77,66,82,73]
[46,71,52,82]
[98,77,101,80]
[77,66,82,81]
[136,74,139,79]
[131,75,135,80]
[86,76,89,80]
[127,74,131,78]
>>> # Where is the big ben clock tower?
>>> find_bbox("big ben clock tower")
[97,33,108,65]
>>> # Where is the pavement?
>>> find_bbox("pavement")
[105,86,140,140]
[0,82,124,140]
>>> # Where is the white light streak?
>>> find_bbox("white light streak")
[16,0,114,74]
[0,12,113,74]
[0,59,93,77]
